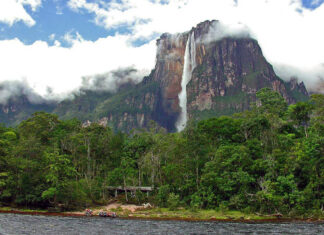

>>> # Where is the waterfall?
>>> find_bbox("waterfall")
[176,32,196,132]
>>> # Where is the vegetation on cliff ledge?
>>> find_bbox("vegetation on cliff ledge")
[0,88,323,218]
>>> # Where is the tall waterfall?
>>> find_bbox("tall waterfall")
[176,32,196,132]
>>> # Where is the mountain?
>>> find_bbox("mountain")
[185,21,309,122]
[73,20,308,132]
[0,95,56,126]
[0,20,309,131]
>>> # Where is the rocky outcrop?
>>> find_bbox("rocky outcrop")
[289,77,303,92]
[85,77,161,132]
[0,95,56,126]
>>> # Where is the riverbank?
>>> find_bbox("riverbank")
[0,205,323,223]
[89,204,324,223]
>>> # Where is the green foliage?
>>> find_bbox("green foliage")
[256,88,288,117]
[167,193,180,210]
[242,72,260,88]
[197,116,243,144]
[190,193,203,211]
[42,151,77,204]
[289,102,312,125]
[156,185,170,207]
[0,88,322,216]
[95,81,159,117]
[54,90,113,121]
[134,190,146,204]
[218,202,229,214]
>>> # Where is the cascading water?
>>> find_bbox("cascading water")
[176,32,196,132]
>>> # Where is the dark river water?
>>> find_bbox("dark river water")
[0,214,323,235]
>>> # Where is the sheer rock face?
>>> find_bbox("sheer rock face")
[106,88,158,132]
[186,36,294,120]
[153,33,188,115]
[0,20,309,131]
[149,20,308,124]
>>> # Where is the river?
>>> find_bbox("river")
[0,214,323,235]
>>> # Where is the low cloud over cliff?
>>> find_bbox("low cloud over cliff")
[0,0,323,103]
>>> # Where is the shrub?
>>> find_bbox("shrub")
[190,193,203,212]
[167,193,180,211]
[156,185,170,207]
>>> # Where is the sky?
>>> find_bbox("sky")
[0,0,323,102]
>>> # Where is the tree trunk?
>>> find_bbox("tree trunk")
[151,153,155,187]
[196,164,199,190]
[87,138,91,178]
[124,176,128,201]
[304,125,308,138]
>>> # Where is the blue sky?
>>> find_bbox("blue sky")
[0,0,158,47]
[1,0,322,46]
[302,0,324,8]
[0,0,115,46]
[0,0,323,100]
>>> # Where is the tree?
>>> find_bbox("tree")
[197,116,243,145]
[288,102,313,137]
[256,88,288,117]
[310,94,324,135]
[41,150,77,206]
[19,112,60,145]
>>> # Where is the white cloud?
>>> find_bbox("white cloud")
[19,0,42,11]
[0,0,42,27]
[63,31,84,45]
[0,80,45,104]
[0,34,156,99]
[197,21,251,44]
[80,68,149,92]
[66,0,324,91]
[53,40,61,47]
[0,0,324,103]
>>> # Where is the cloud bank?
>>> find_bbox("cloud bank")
[0,0,42,27]
[0,0,323,103]
[66,0,324,91]
[197,21,251,44]
[0,80,46,105]
[80,67,149,92]
[0,34,156,100]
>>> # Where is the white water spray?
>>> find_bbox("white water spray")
[176,32,196,132]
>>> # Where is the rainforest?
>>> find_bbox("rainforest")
[0,88,323,219]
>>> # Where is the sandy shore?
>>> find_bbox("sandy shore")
[67,202,146,215]
[102,203,144,212]
[1,205,323,223]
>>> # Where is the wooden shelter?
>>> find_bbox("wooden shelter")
[107,186,154,198]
